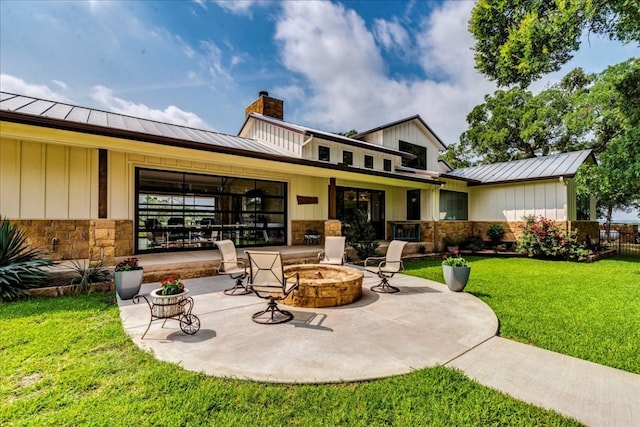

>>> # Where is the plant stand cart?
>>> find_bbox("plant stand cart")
[133,289,200,339]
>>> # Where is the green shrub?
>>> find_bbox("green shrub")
[68,258,111,293]
[516,215,592,261]
[487,223,505,243]
[0,218,56,301]
[346,208,379,260]
[462,234,485,251]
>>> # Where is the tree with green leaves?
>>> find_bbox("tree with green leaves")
[575,58,640,224]
[451,68,592,165]
[470,0,640,87]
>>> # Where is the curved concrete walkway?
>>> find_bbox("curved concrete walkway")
[119,270,498,383]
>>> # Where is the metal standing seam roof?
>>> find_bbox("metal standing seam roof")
[443,150,595,184]
[0,91,443,185]
[0,92,304,159]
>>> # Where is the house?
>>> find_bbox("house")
[0,90,597,263]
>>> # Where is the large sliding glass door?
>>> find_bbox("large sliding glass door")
[136,168,287,253]
[336,187,385,239]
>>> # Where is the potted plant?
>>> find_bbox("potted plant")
[114,257,143,300]
[150,276,188,318]
[442,234,464,253]
[441,251,471,292]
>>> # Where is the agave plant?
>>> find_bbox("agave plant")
[0,218,55,301]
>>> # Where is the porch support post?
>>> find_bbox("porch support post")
[98,149,108,218]
[329,177,337,219]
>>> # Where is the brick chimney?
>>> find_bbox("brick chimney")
[245,91,284,120]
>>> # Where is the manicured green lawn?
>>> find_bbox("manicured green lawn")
[404,255,640,374]
[1,294,578,426]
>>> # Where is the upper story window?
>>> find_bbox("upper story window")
[343,150,353,166]
[399,140,427,170]
[319,146,330,161]
[364,155,374,169]
[383,159,392,172]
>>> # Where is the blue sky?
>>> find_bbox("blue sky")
[2,0,637,146]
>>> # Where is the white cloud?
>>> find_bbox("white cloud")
[199,40,235,84]
[52,79,70,91]
[0,74,72,103]
[373,18,409,52]
[275,1,496,145]
[91,85,211,129]
[214,0,260,16]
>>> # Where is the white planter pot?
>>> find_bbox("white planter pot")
[442,265,471,292]
[150,288,189,318]
[114,269,144,300]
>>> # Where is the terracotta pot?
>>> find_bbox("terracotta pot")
[442,265,470,292]
[114,269,144,300]
[150,288,189,318]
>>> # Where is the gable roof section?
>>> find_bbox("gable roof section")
[353,115,448,150]
[240,112,406,157]
[442,150,595,186]
[0,91,442,186]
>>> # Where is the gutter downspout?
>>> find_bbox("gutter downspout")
[300,134,314,158]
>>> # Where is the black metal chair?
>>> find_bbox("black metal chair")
[364,240,407,293]
[214,239,250,295]
[245,250,299,324]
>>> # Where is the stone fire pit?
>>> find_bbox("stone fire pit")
[282,264,363,308]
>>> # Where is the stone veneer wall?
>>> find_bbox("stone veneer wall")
[324,220,341,237]
[389,219,600,252]
[571,221,601,241]
[88,220,134,264]
[9,219,90,261]
[291,220,326,245]
[8,219,133,264]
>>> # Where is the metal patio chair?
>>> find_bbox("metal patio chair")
[317,236,347,265]
[214,239,250,295]
[245,250,300,324]
[364,240,407,293]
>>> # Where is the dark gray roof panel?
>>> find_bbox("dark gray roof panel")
[444,150,594,184]
[0,90,441,185]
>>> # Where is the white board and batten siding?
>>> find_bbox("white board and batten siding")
[381,120,443,171]
[245,119,304,156]
[469,181,571,222]
[0,138,98,219]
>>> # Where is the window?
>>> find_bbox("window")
[383,159,392,171]
[136,168,287,253]
[364,155,374,169]
[439,190,468,220]
[319,146,330,161]
[399,140,427,170]
[342,150,353,166]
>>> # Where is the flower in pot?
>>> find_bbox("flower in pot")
[159,275,185,295]
[114,257,143,300]
[441,250,471,292]
[150,276,188,318]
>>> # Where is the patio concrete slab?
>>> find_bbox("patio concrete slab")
[447,337,640,427]
[118,269,498,383]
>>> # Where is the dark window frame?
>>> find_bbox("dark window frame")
[383,158,392,172]
[319,145,330,161]
[135,168,287,253]
[364,155,374,169]
[343,150,353,166]
[439,190,468,220]
[399,140,427,170]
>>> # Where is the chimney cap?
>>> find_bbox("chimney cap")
[259,90,269,97]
